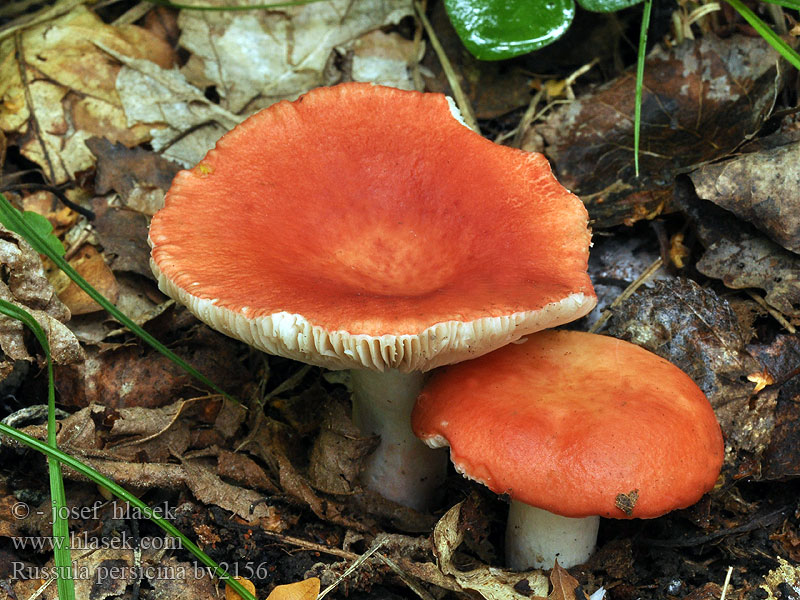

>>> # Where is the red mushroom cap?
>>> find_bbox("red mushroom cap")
[412,330,724,518]
[149,83,596,372]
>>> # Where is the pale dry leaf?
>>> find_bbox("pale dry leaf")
[352,30,420,91]
[266,578,321,600]
[0,227,82,372]
[52,245,119,315]
[0,5,174,182]
[760,558,800,600]
[178,0,413,114]
[691,141,800,254]
[226,577,257,600]
[433,503,549,600]
[107,43,241,166]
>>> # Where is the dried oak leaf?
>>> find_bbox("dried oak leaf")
[698,235,800,320]
[432,502,549,600]
[676,185,800,321]
[52,245,119,315]
[527,34,785,228]
[89,195,153,278]
[241,412,372,532]
[56,328,250,408]
[87,137,182,216]
[0,5,175,183]
[607,278,777,458]
[265,578,320,600]
[178,0,413,114]
[0,227,82,378]
[307,399,378,495]
[748,334,800,480]
[691,141,800,254]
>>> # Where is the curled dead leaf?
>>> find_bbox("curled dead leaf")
[433,502,548,600]
[266,577,320,600]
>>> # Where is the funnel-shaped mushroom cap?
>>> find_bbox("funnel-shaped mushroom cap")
[150,83,596,372]
[412,330,724,518]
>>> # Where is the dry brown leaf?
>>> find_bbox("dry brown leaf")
[87,137,182,215]
[226,576,257,600]
[676,187,800,321]
[0,226,82,380]
[541,562,582,600]
[691,141,800,254]
[57,328,250,408]
[307,399,378,495]
[53,245,119,315]
[527,34,786,228]
[420,2,533,119]
[178,0,413,113]
[266,578,320,600]
[352,30,420,91]
[0,5,175,182]
[433,502,548,600]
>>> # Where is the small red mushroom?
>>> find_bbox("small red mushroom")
[149,83,596,510]
[412,330,724,568]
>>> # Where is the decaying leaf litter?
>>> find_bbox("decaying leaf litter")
[0,0,798,598]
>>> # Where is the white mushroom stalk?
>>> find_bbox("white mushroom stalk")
[350,369,447,511]
[505,502,600,570]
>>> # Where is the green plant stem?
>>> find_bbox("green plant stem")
[761,0,800,11]
[725,0,800,70]
[634,0,652,178]
[0,194,237,404]
[0,422,256,600]
[0,300,74,600]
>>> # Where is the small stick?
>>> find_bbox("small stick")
[719,565,733,600]
[589,257,663,334]
[317,538,388,599]
[413,1,479,133]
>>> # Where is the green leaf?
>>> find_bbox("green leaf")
[578,0,642,12]
[0,209,65,257]
[444,0,575,61]
[761,0,800,10]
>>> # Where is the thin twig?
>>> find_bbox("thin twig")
[589,258,663,334]
[745,290,796,334]
[720,566,733,600]
[0,183,95,220]
[376,553,437,600]
[317,538,388,599]
[413,1,479,133]
[15,32,57,184]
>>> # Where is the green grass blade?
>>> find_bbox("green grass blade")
[0,422,257,600]
[725,0,800,70]
[634,0,652,178]
[0,300,74,600]
[146,0,327,11]
[0,194,237,404]
[761,0,800,10]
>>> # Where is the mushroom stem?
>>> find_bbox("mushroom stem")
[505,501,600,570]
[351,369,447,511]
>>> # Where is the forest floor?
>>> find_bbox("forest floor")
[0,0,799,599]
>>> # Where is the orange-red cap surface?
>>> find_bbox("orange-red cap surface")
[149,83,596,372]
[412,330,724,518]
